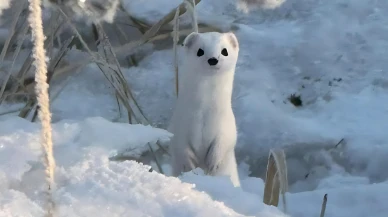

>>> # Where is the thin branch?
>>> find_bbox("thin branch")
[173,7,180,97]
[320,194,328,217]
[148,142,164,174]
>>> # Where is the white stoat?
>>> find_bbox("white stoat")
[168,31,240,187]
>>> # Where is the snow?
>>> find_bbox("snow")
[236,0,286,12]
[0,117,282,217]
[1,0,388,216]
[122,0,239,31]
[0,0,11,16]
[183,171,388,217]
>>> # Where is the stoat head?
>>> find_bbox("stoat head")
[182,32,239,73]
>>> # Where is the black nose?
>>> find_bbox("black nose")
[207,58,218,66]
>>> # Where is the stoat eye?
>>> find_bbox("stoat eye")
[197,48,204,57]
[221,48,228,56]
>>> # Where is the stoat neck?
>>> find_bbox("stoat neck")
[178,64,235,109]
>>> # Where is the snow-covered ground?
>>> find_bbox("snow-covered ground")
[1,0,388,216]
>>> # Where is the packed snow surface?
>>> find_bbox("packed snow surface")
[1,117,388,217]
[1,0,388,216]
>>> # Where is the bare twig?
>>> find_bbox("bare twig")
[320,194,328,217]
[147,142,164,174]
[335,138,345,148]
[173,7,180,97]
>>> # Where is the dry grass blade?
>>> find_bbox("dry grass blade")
[0,0,26,63]
[0,107,24,116]
[148,26,221,43]
[56,9,105,64]
[4,11,65,107]
[49,59,88,105]
[114,23,129,42]
[156,140,170,156]
[47,37,75,83]
[31,36,75,122]
[263,153,280,206]
[18,14,67,119]
[9,19,30,69]
[56,8,149,124]
[173,7,180,97]
[320,194,328,217]
[56,25,219,74]
[113,24,141,67]
[127,17,149,34]
[53,59,89,78]
[43,11,65,60]
[18,98,35,118]
[118,4,150,34]
[57,8,139,73]
[184,0,198,33]
[114,0,201,56]
[94,25,134,123]
[94,23,149,124]
[98,24,125,120]
[147,142,164,174]
[0,17,30,104]
[19,36,74,120]
[263,149,288,212]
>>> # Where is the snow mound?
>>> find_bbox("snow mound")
[0,190,44,217]
[0,116,172,188]
[54,158,251,217]
[0,116,286,217]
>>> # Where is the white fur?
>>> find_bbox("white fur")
[168,31,240,187]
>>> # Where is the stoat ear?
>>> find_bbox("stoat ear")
[225,32,239,50]
[183,32,200,49]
